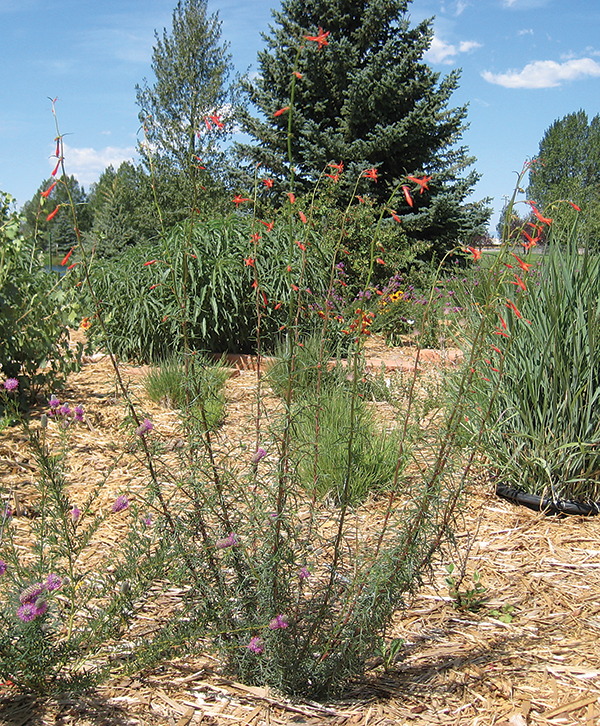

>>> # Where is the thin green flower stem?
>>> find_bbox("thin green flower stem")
[49,111,200,585]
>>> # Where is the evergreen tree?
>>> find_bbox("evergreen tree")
[527,110,600,248]
[21,176,92,256]
[135,0,237,184]
[234,0,489,258]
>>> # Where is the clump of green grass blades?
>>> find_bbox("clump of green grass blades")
[467,224,600,505]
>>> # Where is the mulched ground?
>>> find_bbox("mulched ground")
[1,337,600,726]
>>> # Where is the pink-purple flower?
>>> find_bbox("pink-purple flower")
[74,405,84,422]
[3,378,18,392]
[0,560,6,575]
[268,614,288,630]
[251,447,267,464]
[299,566,310,580]
[247,636,264,654]
[46,573,62,591]
[136,418,153,436]
[71,506,81,523]
[112,495,129,513]
[216,532,239,549]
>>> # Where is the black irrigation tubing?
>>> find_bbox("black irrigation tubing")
[496,483,600,517]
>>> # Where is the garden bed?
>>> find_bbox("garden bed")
[2,343,600,725]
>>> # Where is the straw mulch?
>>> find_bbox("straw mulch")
[1,341,600,726]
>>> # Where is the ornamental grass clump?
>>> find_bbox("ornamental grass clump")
[459,162,600,506]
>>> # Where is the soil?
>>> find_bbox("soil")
[2,336,600,726]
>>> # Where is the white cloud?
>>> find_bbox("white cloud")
[53,143,137,187]
[518,29,534,36]
[426,35,482,64]
[482,57,600,88]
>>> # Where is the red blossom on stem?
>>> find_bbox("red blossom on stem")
[295,240,306,251]
[41,181,57,198]
[328,161,343,173]
[244,257,255,267]
[511,253,532,273]
[46,206,60,221]
[143,260,157,267]
[568,201,581,211]
[363,168,378,182]
[527,201,552,226]
[510,275,527,292]
[402,185,414,207]
[304,27,330,50]
[287,192,295,204]
[294,71,303,79]
[407,175,431,194]
[233,195,250,207]
[51,159,61,176]
[263,178,273,189]
[299,211,307,224]
[274,106,290,117]
[389,210,401,223]
[467,246,481,261]
[260,220,274,232]
[60,247,74,266]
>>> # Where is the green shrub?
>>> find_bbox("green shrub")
[0,192,84,403]
[86,215,330,362]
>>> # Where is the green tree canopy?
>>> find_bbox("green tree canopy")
[135,0,238,183]
[234,0,489,259]
[527,110,600,247]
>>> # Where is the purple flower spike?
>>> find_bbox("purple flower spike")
[74,405,84,422]
[216,532,239,550]
[299,566,310,580]
[3,378,18,391]
[0,560,6,575]
[136,418,153,437]
[71,506,81,523]
[268,614,289,630]
[112,495,129,514]
[46,573,62,591]
[59,403,71,417]
[247,636,264,654]
[19,583,46,605]
[251,447,266,464]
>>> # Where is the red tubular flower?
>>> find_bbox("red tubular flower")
[204,117,212,131]
[376,258,385,265]
[511,253,532,273]
[328,161,344,173]
[407,175,432,194]
[67,263,77,270]
[363,168,378,182]
[250,233,261,242]
[46,206,60,221]
[299,211,307,224]
[296,240,306,251]
[292,284,299,292]
[51,159,61,177]
[143,260,157,266]
[294,71,303,79]
[263,178,274,188]
[244,257,255,267]
[287,192,295,204]
[325,173,339,183]
[209,113,224,130]
[304,27,330,50]
[510,275,527,291]
[55,137,61,157]
[274,302,282,310]
[41,181,57,198]
[506,299,522,318]
[402,185,413,207]
[527,201,552,225]
[389,210,401,223]
[499,314,507,330]
[467,246,481,261]
[568,201,581,211]
[274,107,290,117]
[261,220,274,232]
[233,195,250,207]
[60,247,74,266]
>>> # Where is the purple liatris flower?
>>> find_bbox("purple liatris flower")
[251,447,266,464]
[3,378,18,391]
[268,614,289,630]
[0,560,6,575]
[74,405,84,422]
[299,566,310,580]
[59,403,71,417]
[46,573,62,591]
[19,583,46,605]
[247,636,264,654]
[71,506,81,523]
[142,514,152,527]
[112,495,129,513]
[216,532,239,549]
[136,418,153,436]
[49,394,60,409]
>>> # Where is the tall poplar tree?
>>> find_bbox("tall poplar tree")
[235,0,489,257]
[135,0,236,184]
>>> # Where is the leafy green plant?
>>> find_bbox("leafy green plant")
[444,564,487,612]
[0,191,84,402]
[489,604,515,623]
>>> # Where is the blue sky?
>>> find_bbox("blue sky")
[1,0,599,233]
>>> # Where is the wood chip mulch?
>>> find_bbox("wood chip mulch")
[1,339,600,726]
